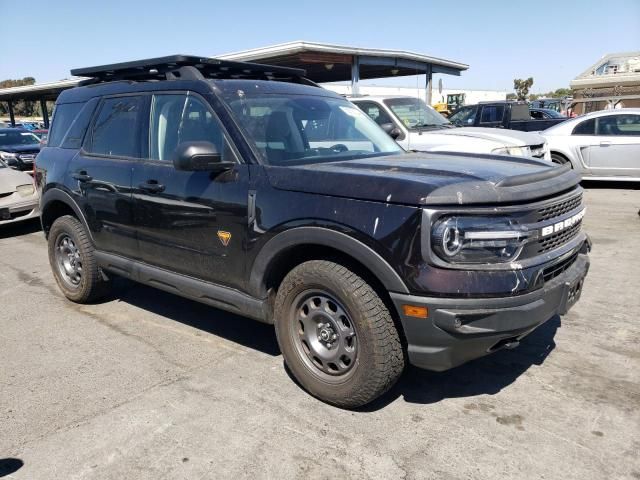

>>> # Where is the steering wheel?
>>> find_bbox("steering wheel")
[330,144,348,153]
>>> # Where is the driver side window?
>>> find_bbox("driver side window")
[148,93,236,162]
[449,106,478,125]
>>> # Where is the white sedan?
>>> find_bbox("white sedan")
[0,160,39,226]
[542,108,640,181]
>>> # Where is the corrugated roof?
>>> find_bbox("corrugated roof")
[218,40,468,72]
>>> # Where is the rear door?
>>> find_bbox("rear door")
[69,94,143,259]
[586,113,640,178]
[131,91,249,290]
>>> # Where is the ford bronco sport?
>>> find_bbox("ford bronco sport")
[36,56,590,408]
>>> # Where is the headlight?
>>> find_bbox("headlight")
[16,184,35,197]
[432,216,532,264]
[492,146,532,157]
[0,151,17,160]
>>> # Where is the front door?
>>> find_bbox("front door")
[132,92,249,290]
[586,113,640,178]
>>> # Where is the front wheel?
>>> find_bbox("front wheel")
[551,153,572,168]
[274,260,405,408]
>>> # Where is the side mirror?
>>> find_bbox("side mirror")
[172,141,234,172]
[380,123,402,140]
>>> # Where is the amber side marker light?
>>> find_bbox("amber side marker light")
[402,305,428,319]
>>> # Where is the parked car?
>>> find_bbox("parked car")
[0,159,39,225]
[352,96,551,160]
[530,108,566,120]
[449,101,568,131]
[530,98,574,117]
[37,55,590,408]
[0,128,41,171]
[542,108,640,181]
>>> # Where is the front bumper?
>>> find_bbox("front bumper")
[390,252,590,371]
[0,198,40,226]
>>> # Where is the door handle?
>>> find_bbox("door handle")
[600,141,612,147]
[139,180,165,193]
[72,171,93,182]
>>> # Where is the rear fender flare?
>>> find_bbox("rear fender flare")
[41,188,93,241]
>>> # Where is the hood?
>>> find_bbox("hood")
[0,144,41,154]
[434,127,546,147]
[266,152,579,206]
[0,167,34,194]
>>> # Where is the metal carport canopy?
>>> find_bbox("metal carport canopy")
[0,78,83,127]
[217,41,468,101]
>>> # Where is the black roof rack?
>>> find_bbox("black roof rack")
[71,54,309,85]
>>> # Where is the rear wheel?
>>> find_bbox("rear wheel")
[274,260,405,408]
[48,215,110,303]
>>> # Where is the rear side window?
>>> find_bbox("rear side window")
[572,118,595,135]
[480,105,505,123]
[48,102,84,147]
[88,96,144,158]
[60,98,99,149]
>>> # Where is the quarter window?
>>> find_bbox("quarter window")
[148,94,234,162]
[89,96,143,157]
[48,102,84,147]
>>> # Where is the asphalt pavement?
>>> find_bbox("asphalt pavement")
[1,183,639,479]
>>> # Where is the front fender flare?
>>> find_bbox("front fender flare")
[248,227,409,298]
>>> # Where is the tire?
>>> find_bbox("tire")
[551,152,572,168]
[48,215,110,303]
[274,260,405,408]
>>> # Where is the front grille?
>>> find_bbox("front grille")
[537,220,582,253]
[537,192,583,221]
[542,253,578,282]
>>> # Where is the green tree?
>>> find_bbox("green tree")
[0,77,37,117]
[506,93,517,100]
[513,77,534,101]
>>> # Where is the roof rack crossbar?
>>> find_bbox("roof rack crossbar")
[70,55,307,84]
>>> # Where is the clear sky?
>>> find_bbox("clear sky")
[1,0,638,93]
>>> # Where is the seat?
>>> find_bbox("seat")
[264,111,305,164]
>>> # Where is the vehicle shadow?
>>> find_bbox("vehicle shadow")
[362,315,561,411]
[108,278,281,356]
[581,180,640,190]
[105,277,559,409]
[0,218,41,239]
[0,458,24,477]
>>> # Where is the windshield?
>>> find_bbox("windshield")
[383,97,450,129]
[220,93,403,165]
[0,130,40,147]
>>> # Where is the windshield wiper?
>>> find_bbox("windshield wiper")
[411,123,445,129]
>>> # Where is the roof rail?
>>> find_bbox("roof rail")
[71,54,309,85]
